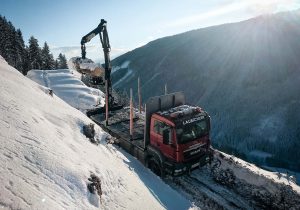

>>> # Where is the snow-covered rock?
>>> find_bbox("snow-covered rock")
[0,56,193,209]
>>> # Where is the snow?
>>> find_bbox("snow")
[262,166,300,185]
[113,69,133,87]
[215,150,300,194]
[173,150,300,209]
[113,69,133,88]
[0,55,193,209]
[112,60,130,73]
[158,105,200,117]
[26,69,104,111]
[111,60,134,88]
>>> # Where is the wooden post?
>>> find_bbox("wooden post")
[138,77,142,113]
[164,84,168,95]
[105,82,109,126]
[143,104,147,148]
[130,88,133,140]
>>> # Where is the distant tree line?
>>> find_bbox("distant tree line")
[0,15,68,75]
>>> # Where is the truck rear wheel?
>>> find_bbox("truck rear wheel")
[148,157,163,177]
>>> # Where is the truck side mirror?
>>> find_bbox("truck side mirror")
[163,129,170,145]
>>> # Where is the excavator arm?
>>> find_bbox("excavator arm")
[80,19,110,59]
[81,19,114,124]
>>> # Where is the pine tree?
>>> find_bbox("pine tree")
[28,36,42,70]
[15,29,26,72]
[41,42,55,69]
[3,21,17,66]
[54,59,59,69]
[22,46,31,75]
[0,16,56,74]
[57,53,68,69]
[0,16,7,58]
[0,16,25,73]
[0,16,9,60]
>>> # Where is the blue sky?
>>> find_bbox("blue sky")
[1,0,300,62]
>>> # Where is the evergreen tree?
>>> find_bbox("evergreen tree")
[54,59,59,69]
[41,42,55,69]
[0,16,7,58]
[57,53,68,69]
[0,16,26,74]
[22,46,31,75]
[0,16,56,74]
[28,36,42,70]
[15,29,26,72]
[3,21,17,66]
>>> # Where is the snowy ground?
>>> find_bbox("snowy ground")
[0,56,194,210]
[262,166,300,185]
[26,69,104,111]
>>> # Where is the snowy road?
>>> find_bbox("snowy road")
[165,165,253,210]
[164,151,300,210]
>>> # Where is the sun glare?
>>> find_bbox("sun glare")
[248,0,299,14]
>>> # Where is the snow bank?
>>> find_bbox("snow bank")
[215,151,300,193]
[0,57,193,209]
[208,150,300,208]
[27,69,104,111]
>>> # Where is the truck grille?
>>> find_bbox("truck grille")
[183,145,206,160]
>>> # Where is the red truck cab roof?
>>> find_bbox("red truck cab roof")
[154,105,209,127]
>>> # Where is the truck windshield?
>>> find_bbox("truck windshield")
[176,119,208,144]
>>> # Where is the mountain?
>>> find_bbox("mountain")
[111,10,300,172]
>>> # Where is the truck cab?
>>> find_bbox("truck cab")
[144,93,212,176]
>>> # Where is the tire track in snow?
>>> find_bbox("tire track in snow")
[167,173,253,210]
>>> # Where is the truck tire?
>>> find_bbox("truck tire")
[148,157,163,177]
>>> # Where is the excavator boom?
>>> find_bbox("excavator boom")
[81,19,114,125]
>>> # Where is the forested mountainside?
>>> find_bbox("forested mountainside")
[111,10,300,171]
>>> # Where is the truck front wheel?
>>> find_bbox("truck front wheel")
[148,157,163,177]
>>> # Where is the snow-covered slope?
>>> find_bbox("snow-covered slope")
[0,55,193,209]
[26,69,104,111]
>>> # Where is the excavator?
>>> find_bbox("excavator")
[81,19,114,112]
[75,19,212,177]
[70,19,120,125]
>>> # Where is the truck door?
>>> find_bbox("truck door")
[151,120,175,160]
